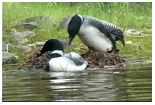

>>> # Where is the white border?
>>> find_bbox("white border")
[1,1,154,104]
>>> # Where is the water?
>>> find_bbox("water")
[2,62,152,102]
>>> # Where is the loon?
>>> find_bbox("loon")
[40,39,88,72]
[67,14,125,53]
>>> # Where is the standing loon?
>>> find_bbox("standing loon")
[67,14,125,53]
[40,39,88,72]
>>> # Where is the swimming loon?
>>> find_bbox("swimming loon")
[40,39,88,72]
[67,14,125,53]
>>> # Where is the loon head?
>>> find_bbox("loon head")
[38,39,64,57]
[67,14,84,47]
[112,29,125,47]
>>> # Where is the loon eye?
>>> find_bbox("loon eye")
[115,37,119,41]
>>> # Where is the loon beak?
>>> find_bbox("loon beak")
[121,39,125,47]
[68,37,72,47]
[68,34,75,48]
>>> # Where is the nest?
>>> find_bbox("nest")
[25,50,126,69]
[81,51,126,68]
[25,51,51,68]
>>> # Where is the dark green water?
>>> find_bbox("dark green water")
[2,62,152,102]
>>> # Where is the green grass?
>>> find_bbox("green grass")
[2,2,152,69]
[3,2,152,28]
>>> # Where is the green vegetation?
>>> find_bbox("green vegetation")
[2,2,152,69]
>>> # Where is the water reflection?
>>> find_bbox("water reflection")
[2,63,152,101]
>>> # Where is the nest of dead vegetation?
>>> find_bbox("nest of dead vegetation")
[81,51,126,68]
[25,50,126,69]
[25,51,51,68]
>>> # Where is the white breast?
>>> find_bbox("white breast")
[48,57,88,72]
[78,26,112,51]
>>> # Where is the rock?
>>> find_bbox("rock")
[9,31,35,44]
[124,29,152,37]
[124,29,143,36]
[15,22,38,30]
[9,34,28,44]
[139,34,152,36]
[25,15,57,28]
[12,31,35,38]
[21,31,35,37]
[16,45,32,52]
[34,42,45,46]
[27,44,36,49]
[3,42,32,52]
[124,29,136,35]
[2,52,17,64]
[58,14,74,29]
[141,25,152,30]
[125,40,133,44]
[58,38,69,48]
[132,31,142,35]
[2,42,15,52]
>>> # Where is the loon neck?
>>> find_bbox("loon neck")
[48,50,63,59]
[52,50,63,56]
[78,14,84,24]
